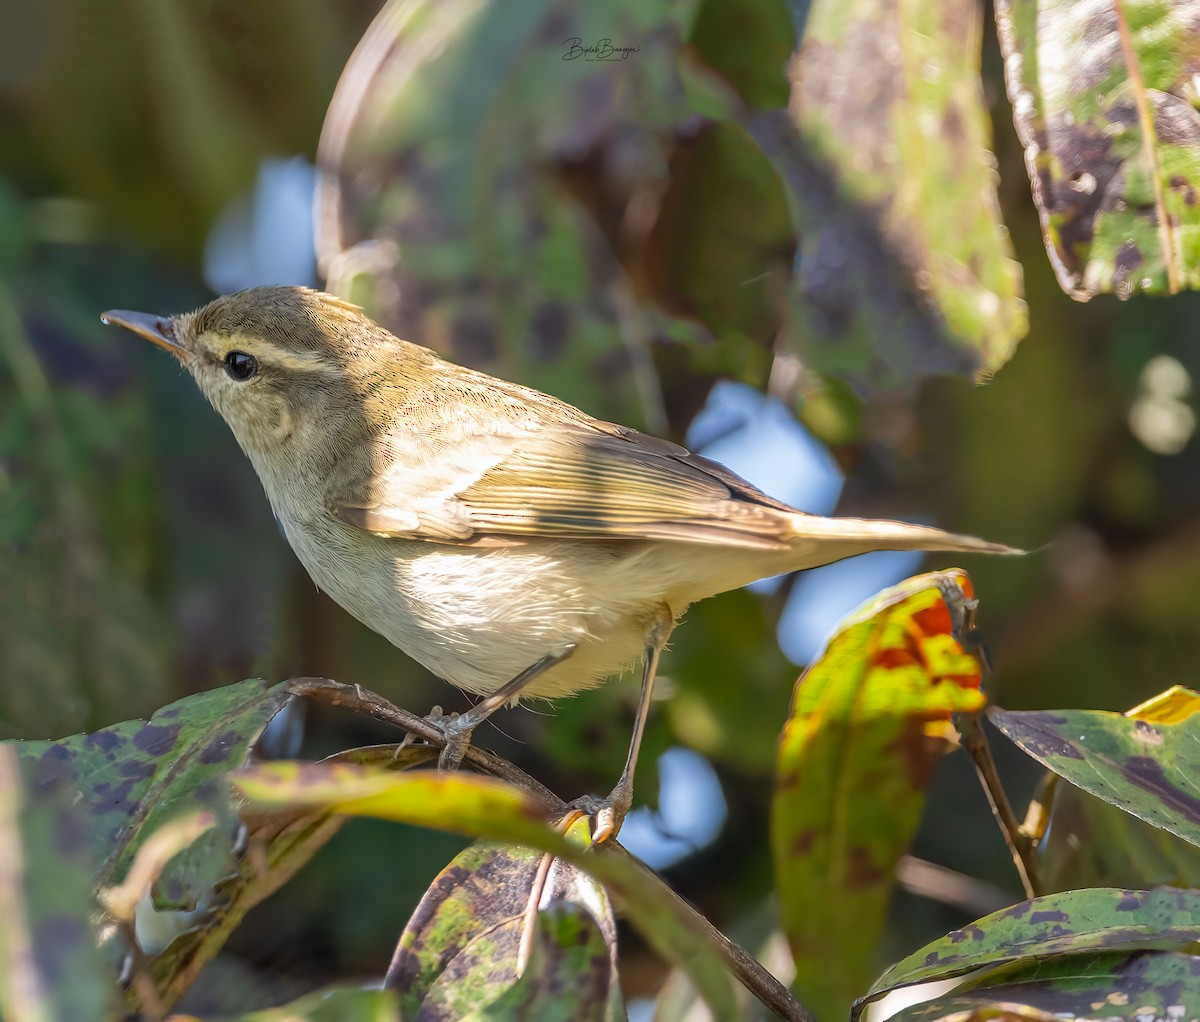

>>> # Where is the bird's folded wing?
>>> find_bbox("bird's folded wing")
[330,421,797,550]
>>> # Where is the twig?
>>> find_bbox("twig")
[287,677,814,1020]
[957,715,1040,899]
[935,582,1042,900]
[604,843,815,1022]
[288,678,561,804]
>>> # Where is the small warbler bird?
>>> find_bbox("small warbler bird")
[103,286,1017,841]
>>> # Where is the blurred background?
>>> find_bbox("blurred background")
[3,0,1199,1012]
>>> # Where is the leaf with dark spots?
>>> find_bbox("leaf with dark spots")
[776,0,1026,388]
[32,746,78,787]
[773,570,986,1021]
[464,904,619,1022]
[888,950,1200,1021]
[1117,893,1148,913]
[996,0,1200,298]
[986,711,1086,761]
[990,687,1200,848]
[92,778,137,817]
[1001,901,1032,919]
[84,730,125,753]
[315,0,750,427]
[387,837,621,1020]
[5,677,300,926]
[1122,755,1200,826]
[863,886,1200,1008]
[199,729,241,765]
[236,762,737,1017]
[948,924,985,944]
[119,759,157,780]
[132,723,181,757]
[0,748,113,1020]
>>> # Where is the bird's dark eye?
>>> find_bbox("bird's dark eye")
[224,351,258,381]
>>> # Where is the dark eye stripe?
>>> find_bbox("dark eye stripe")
[224,351,259,381]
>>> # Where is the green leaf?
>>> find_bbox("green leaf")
[1037,779,1200,893]
[317,0,728,426]
[770,0,1026,387]
[686,0,794,108]
[387,837,621,1021]
[865,887,1200,1006]
[887,950,1200,1022]
[643,121,794,348]
[996,0,1200,298]
[5,678,375,1013]
[0,747,113,1022]
[229,986,400,1021]
[468,904,621,1022]
[989,685,1200,850]
[234,763,738,1019]
[887,999,1058,1022]
[11,677,296,911]
[773,569,986,1021]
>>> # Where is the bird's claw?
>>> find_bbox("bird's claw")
[433,710,475,772]
[393,705,474,771]
[570,781,633,846]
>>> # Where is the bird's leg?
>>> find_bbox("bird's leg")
[437,645,577,771]
[588,607,673,845]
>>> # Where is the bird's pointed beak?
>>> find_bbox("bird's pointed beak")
[100,309,187,355]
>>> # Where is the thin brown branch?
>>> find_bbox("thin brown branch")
[605,844,814,1022]
[957,712,1041,899]
[288,677,814,1020]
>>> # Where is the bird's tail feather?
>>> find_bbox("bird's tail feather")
[784,513,1021,569]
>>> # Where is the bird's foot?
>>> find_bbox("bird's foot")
[395,705,475,772]
[432,708,476,772]
[570,776,634,846]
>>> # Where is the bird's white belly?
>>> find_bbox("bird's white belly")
[283,518,682,699]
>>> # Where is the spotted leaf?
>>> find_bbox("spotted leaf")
[773,569,987,1021]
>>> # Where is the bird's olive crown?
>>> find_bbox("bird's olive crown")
[186,286,369,360]
[177,286,432,392]
[173,287,411,461]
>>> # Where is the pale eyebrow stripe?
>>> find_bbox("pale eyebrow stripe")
[232,335,338,373]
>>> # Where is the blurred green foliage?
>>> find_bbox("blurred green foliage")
[5,0,1200,1014]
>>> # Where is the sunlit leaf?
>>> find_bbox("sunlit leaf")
[989,685,1200,850]
[235,763,738,1018]
[996,0,1200,299]
[386,832,621,1022]
[773,569,986,1021]
[887,1001,1057,1022]
[773,0,1026,387]
[864,886,1200,1006]
[200,986,400,1021]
